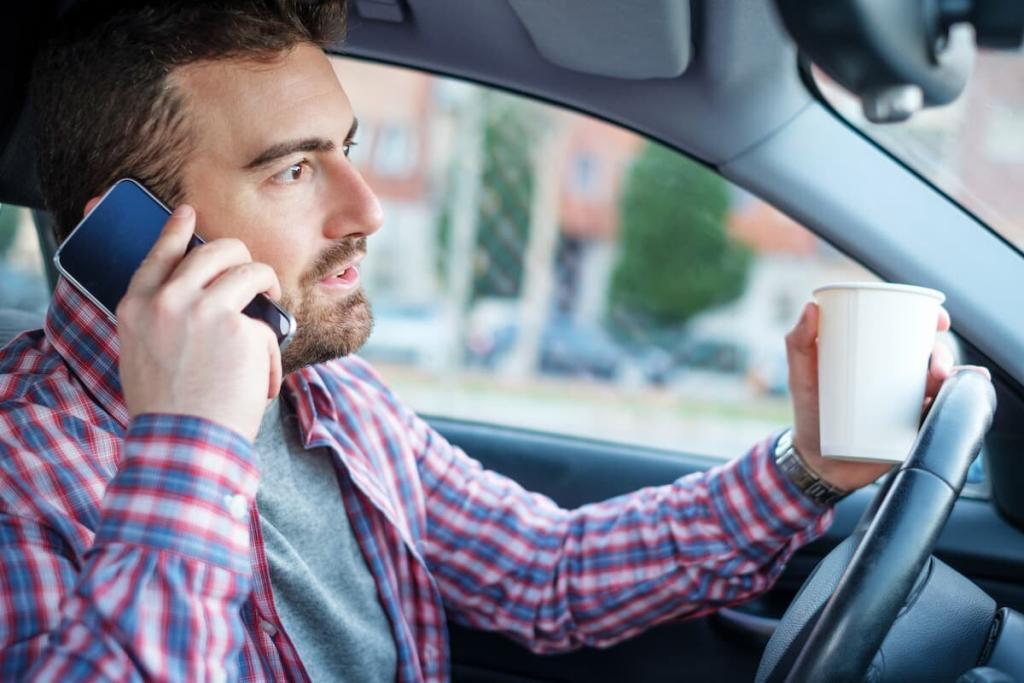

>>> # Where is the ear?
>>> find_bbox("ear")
[83,196,102,217]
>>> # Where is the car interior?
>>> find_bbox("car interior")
[3,1,1024,681]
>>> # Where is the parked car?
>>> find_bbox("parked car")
[539,318,622,381]
[360,303,457,372]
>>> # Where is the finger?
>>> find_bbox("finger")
[785,302,819,359]
[266,326,283,399]
[954,364,992,381]
[202,262,282,312]
[925,342,955,398]
[937,307,951,333]
[921,395,935,420]
[126,205,197,296]
[166,238,254,295]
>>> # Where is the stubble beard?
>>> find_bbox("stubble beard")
[278,238,374,375]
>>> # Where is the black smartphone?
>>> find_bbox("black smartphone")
[53,178,296,347]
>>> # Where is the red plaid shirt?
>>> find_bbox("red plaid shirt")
[0,279,833,681]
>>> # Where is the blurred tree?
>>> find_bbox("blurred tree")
[0,205,20,257]
[434,186,453,289]
[608,142,751,341]
[469,93,539,301]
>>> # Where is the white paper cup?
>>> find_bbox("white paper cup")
[814,282,945,463]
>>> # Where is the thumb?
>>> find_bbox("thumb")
[786,302,819,398]
[786,302,819,359]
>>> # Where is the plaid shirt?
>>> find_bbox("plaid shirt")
[0,278,833,682]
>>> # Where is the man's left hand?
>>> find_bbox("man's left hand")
[785,301,986,492]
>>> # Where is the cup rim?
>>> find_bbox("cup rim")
[813,281,946,303]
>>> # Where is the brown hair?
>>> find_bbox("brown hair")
[31,0,347,241]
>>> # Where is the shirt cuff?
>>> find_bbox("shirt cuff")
[706,433,834,565]
[94,414,258,574]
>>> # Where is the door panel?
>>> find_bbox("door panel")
[431,417,1024,682]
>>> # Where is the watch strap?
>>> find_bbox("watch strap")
[774,429,850,507]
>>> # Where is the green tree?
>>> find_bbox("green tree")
[470,94,538,300]
[0,205,20,258]
[608,142,750,339]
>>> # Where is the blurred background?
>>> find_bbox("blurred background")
[331,57,874,459]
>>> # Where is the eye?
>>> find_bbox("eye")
[343,140,358,158]
[272,160,310,184]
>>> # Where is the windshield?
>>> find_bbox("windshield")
[814,52,1024,252]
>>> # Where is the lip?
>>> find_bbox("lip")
[317,253,365,288]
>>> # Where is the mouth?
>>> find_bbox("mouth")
[317,253,365,289]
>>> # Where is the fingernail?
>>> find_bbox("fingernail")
[173,205,194,218]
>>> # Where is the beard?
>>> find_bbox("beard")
[278,236,374,375]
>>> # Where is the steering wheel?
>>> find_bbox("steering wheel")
[755,369,997,683]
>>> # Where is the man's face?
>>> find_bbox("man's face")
[173,44,383,374]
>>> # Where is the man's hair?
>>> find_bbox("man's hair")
[31,0,347,241]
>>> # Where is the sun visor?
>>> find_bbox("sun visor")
[508,0,692,79]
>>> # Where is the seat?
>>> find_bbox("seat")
[0,308,45,348]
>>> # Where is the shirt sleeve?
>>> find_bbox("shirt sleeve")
[1,414,258,682]
[412,415,833,653]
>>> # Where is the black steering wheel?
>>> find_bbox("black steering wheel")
[756,369,998,683]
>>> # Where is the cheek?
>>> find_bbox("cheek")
[189,196,306,291]
[183,169,320,294]
[251,237,307,294]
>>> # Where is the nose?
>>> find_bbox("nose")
[322,154,383,239]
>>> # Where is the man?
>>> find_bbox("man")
[0,1,957,681]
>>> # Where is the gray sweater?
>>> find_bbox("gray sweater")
[253,398,397,682]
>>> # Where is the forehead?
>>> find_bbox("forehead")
[173,43,353,159]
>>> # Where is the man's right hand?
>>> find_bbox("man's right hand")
[116,204,283,441]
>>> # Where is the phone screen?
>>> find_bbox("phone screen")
[54,178,295,346]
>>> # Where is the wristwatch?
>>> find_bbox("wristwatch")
[774,429,850,507]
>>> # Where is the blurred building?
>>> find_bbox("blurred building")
[332,57,874,382]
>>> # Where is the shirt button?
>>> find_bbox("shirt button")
[260,619,279,637]
[224,493,248,520]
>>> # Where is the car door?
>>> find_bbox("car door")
[331,55,1024,682]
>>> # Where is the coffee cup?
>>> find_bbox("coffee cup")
[814,282,946,463]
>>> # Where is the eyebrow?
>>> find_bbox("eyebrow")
[244,118,360,170]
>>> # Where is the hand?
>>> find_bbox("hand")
[785,301,987,492]
[116,205,283,441]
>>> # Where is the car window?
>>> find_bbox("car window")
[332,56,887,461]
[0,204,49,313]
[813,55,1024,254]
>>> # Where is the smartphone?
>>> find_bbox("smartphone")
[53,178,296,347]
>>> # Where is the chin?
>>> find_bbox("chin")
[280,293,374,374]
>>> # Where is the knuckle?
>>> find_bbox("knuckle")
[150,289,180,317]
[238,261,262,278]
[222,314,249,339]
[252,262,278,284]
[220,238,252,262]
[193,295,219,319]
[193,238,249,263]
